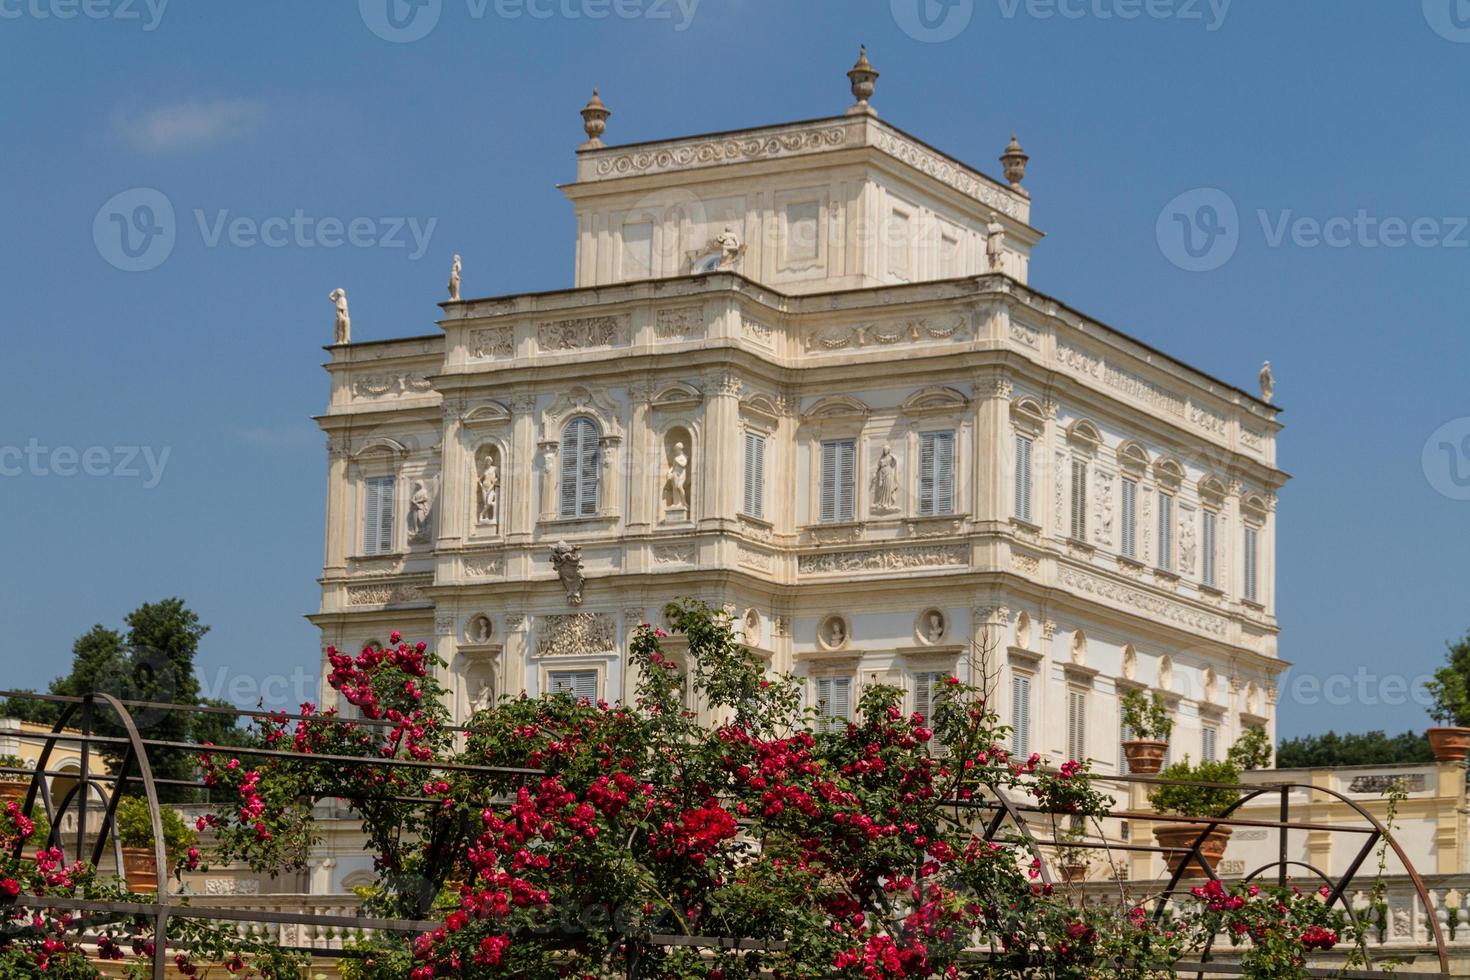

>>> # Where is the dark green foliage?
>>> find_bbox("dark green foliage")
[1275,730,1434,768]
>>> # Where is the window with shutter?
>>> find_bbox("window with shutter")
[1157,492,1174,571]
[815,676,853,730]
[918,431,955,516]
[1120,716,1134,774]
[549,670,598,703]
[362,476,396,555]
[1011,674,1031,758]
[1202,511,1218,586]
[1070,459,1088,540]
[820,439,856,523]
[1067,689,1088,762]
[1121,478,1138,559]
[1244,526,1260,601]
[1014,435,1033,522]
[1202,725,1218,762]
[743,431,766,518]
[559,417,601,518]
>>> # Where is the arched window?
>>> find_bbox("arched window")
[559,416,601,517]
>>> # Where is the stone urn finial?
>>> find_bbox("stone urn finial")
[1000,134,1030,192]
[846,45,879,115]
[580,88,611,148]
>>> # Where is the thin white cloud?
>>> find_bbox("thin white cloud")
[111,99,266,153]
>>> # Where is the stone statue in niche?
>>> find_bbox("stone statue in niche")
[662,440,690,514]
[469,675,493,714]
[713,225,744,268]
[477,450,500,524]
[985,214,1005,272]
[448,254,462,301]
[469,615,492,645]
[407,479,435,544]
[921,611,945,644]
[329,288,351,344]
[871,446,899,514]
[550,540,585,606]
[820,616,847,649]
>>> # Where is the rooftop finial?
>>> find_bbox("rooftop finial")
[1000,134,1029,193]
[580,88,611,149]
[847,45,879,116]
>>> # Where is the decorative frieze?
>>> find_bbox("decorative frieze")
[353,373,435,399]
[1057,567,1226,637]
[654,306,702,340]
[737,545,774,572]
[1009,319,1041,350]
[590,125,848,179]
[463,555,505,578]
[652,543,694,565]
[469,325,514,358]
[347,578,429,607]
[868,127,1024,219]
[536,613,616,658]
[799,544,967,575]
[804,316,968,352]
[742,318,775,349]
[537,315,627,352]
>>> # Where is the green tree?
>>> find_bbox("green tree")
[0,600,246,800]
[1276,730,1434,768]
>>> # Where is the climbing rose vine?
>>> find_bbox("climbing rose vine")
[189,601,1353,979]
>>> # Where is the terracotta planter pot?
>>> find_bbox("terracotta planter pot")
[0,779,28,803]
[1059,863,1089,883]
[1153,824,1231,879]
[1426,727,1470,763]
[121,847,158,893]
[1121,739,1169,775]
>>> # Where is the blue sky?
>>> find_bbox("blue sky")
[1,1,1467,738]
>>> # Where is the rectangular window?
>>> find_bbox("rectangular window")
[549,670,598,703]
[815,676,853,730]
[1157,491,1174,571]
[1121,478,1138,559]
[1011,674,1032,758]
[743,430,767,518]
[914,671,950,724]
[1014,435,1034,522]
[362,476,396,556]
[819,439,857,523]
[1066,689,1088,762]
[918,431,956,516]
[1202,724,1219,762]
[1069,459,1088,540]
[1244,526,1260,602]
[1202,510,1218,587]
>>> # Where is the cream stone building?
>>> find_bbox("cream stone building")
[310,54,1286,825]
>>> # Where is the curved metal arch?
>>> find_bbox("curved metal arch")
[1150,781,1447,977]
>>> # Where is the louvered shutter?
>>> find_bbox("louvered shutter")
[1121,478,1138,559]
[925,431,955,515]
[363,476,395,555]
[559,422,581,517]
[1070,459,1087,539]
[915,672,946,722]
[1014,435,1033,521]
[1202,511,1217,586]
[1157,492,1174,571]
[578,421,600,516]
[551,670,598,703]
[1202,725,1218,762]
[1067,690,1087,762]
[816,676,852,729]
[837,440,855,522]
[1011,674,1031,757]
[820,441,838,523]
[1120,715,1134,774]
[1244,527,1259,601]
[743,431,765,518]
[918,435,936,515]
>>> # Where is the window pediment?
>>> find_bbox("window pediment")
[1117,440,1150,473]
[900,386,970,416]
[352,437,409,461]
[1066,418,1103,449]
[1009,396,1046,433]
[801,395,871,422]
[462,402,512,428]
[651,382,703,411]
[1153,457,1186,487]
